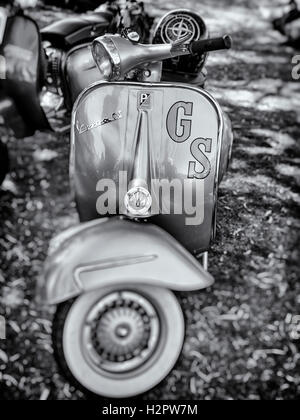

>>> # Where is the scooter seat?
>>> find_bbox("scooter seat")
[41,13,112,49]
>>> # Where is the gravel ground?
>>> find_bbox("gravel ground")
[0,0,299,400]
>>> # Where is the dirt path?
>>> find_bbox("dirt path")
[0,0,299,400]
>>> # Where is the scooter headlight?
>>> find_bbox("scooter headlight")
[92,37,121,81]
[124,186,152,217]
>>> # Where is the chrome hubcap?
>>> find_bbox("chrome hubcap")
[115,324,131,339]
[83,291,160,374]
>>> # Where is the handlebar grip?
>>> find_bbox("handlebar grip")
[190,35,233,54]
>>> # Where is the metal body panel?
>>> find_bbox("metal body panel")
[219,112,233,182]
[39,218,214,305]
[70,81,231,253]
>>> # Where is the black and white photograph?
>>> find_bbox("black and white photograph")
[0,0,299,403]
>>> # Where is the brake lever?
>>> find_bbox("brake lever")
[170,34,192,57]
[172,33,193,47]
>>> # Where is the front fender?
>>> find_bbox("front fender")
[38,218,214,305]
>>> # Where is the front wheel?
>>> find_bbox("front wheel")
[52,285,185,398]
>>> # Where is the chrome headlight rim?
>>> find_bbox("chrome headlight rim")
[93,36,121,81]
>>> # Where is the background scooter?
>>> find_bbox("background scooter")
[0,138,9,185]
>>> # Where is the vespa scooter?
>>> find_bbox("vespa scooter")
[38,31,233,398]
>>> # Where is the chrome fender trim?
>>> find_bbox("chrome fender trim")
[38,218,214,305]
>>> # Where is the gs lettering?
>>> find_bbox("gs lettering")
[167,102,212,178]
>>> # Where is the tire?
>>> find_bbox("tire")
[0,140,9,186]
[52,285,184,399]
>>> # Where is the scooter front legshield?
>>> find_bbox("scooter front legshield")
[38,218,214,306]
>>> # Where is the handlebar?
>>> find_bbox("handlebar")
[189,35,233,54]
[93,33,233,81]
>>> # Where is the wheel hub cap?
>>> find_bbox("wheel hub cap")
[115,324,131,339]
[84,291,160,374]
